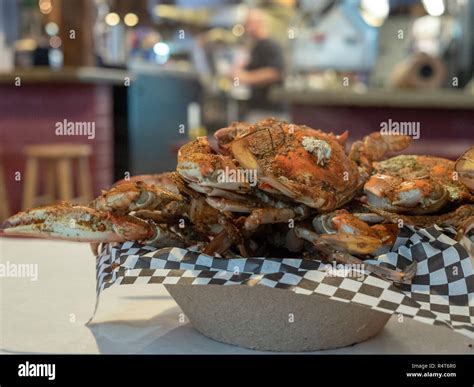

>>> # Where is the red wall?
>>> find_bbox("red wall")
[0,83,113,215]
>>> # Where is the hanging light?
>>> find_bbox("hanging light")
[38,0,52,15]
[45,22,59,36]
[422,0,445,16]
[232,24,245,37]
[124,13,139,27]
[153,42,170,64]
[360,0,390,27]
[105,12,120,26]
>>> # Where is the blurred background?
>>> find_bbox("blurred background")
[0,0,473,218]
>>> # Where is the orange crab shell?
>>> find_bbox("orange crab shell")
[373,155,472,203]
[232,120,360,211]
[273,129,359,192]
[177,136,240,182]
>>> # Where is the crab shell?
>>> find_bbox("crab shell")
[177,136,252,192]
[229,119,361,211]
[364,155,473,215]
[456,147,474,191]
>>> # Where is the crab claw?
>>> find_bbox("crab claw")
[311,210,398,255]
[317,233,382,256]
[294,226,415,284]
[90,181,182,214]
[364,174,448,214]
[349,132,412,172]
[0,204,155,243]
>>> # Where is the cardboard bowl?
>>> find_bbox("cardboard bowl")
[165,284,390,352]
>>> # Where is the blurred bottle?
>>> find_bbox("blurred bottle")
[0,34,14,71]
[187,102,207,139]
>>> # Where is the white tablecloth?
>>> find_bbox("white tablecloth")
[1,238,472,354]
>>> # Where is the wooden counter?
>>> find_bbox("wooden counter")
[271,87,474,109]
[0,66,129,85]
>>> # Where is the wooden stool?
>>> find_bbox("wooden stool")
[22,144,93,210]
[0,149,11,220]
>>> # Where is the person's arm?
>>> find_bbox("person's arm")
[236,67,281,86]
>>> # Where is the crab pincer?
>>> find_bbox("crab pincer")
[0,203,155,243]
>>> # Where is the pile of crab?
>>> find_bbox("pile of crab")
[2,118,474,284]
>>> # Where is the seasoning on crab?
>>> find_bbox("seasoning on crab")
[227,118,412,212]
[364,154,474,214]
[9,119,465,284]
[301,137,332,166]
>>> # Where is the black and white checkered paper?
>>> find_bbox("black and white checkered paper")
[96,225,474,338]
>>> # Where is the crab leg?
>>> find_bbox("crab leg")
[363,203,474,229]
[0,204,155,243]
[205,196,254,213]
[203,230,233,256]
[244,208,296,234]
[0,202,194,250]
[456,215,474,239]
[312,210,398,255]
[203,196,307,255]
[112,172,186,196]
[316,233,382,255]
[90,181,183,214]
[294,226,416,284]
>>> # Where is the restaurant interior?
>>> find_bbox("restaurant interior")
[0,0,473,218]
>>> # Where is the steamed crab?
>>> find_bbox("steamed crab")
[210,118,412,211]
[1,118,472,284]
[176,118,412,258]
[365,154,474,214]
[360,148,474,239]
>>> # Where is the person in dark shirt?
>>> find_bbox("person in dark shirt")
[234,8,285,113]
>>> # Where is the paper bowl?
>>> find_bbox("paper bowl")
[165,284,390,352]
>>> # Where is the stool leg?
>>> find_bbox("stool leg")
[44,160,56,204]
[0,162,10,219]
[57,158,73,201]
[78,156,93,203]
[22,157,39,210]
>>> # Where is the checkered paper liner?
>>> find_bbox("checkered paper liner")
[95,225,474,339]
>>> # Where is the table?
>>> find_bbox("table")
[1,238,472,354]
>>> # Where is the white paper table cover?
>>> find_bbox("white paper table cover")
[1,238,473,354]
